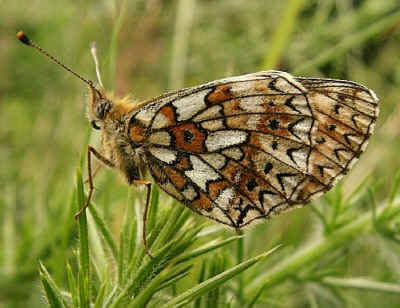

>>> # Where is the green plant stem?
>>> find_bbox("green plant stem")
[322,277,400,294]
[236,230,244,303]
[262,0,305,70]
[169,0,196,89]
[109,0,127,89]
[76,168,90,308]
[245,199,400,297]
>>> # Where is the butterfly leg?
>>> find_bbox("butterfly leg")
[133,180,153,258]
[83,164,102,184]
[75,145,114,219]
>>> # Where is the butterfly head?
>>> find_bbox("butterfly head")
[88,88,113,130]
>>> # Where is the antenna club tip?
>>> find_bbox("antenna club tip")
[16,31,31,45]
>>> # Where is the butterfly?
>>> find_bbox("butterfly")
[17,31,379,255]
[121,70,379,227]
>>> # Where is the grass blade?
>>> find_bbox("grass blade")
[322,277,400,294]
[169,0,197,89]
[76,167,90,308]
[39,262,67,308]
[262,0,305,69]
[161,246,280,308]
[88,202,118,262]
[176,235,242,264]
[66,262,78,308]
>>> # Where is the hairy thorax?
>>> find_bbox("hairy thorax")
[101,101,146,184]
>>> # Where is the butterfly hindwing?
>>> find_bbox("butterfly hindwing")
[129,71,379,228]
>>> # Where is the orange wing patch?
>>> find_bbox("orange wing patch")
[165,167,187,189]
[152,105,177,129]
[208,180,230,200]
[129,124,146,142]
[159,106,176,125]
[206,85,234,104]
[176,155,191,170]
[171,123,206,153]
[192,191,213,210]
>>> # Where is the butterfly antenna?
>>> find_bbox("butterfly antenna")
[90,42,104,89]
[16,31,103,98]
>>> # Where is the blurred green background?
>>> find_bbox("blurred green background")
[1,0,400,307]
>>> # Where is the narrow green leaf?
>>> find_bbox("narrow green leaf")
[176,235,242,264]
[146,206,168,249]
[78,265,89,308]
[89,202,118,262]
[207,255,225,308]
[193,260,207,308]
[119,193,137,284]
[59,191,77,268]
[344,174,371,205]
[111,240,178,308]
[118,229,126,285]
[173,208,193,234]
[126,190,137,261]
[125,196,149,275]
[155,265,192,292]
[162,247,280,308]
[76,167,90,308]
[94,281,107,308]
[197,226,225,239]
[151,205,187,250]
[322,277,400,294]
[108,0,127,89]
[168,224,205,259]
[135,225,200,290]
[236,230,244,303]
[147,185,159,231]
[246,282,267,308]
[169,0,197,89]
[262,0,305,69]
[39,262,66,308]
[40,277,65,308]
[146,207,171,251]
[128,263,191,308]
[66,262,78,308]
[103,285,119,308]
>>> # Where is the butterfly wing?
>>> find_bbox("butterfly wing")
[130,71,379,228]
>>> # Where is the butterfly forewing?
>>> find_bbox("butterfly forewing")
[129,71,379,228]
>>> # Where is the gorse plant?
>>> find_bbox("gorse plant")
[38,167,279,307]
[38,166,400,307]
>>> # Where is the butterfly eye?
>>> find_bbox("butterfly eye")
[95,99,112,120]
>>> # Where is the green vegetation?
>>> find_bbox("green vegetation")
[2,0,400,307]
